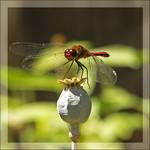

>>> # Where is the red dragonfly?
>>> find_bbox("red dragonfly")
[9,42,117,86]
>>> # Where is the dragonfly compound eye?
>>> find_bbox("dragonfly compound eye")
[64,49,77,60]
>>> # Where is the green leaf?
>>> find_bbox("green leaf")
[100,113,143,141]
[1,67,61,91]
[99,85,142,114]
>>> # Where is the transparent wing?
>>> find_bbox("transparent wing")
[20,51,64,71]
[92,56,117,85]
[9,42,68,70]
[9,42,79,80]
[9,42,53,56]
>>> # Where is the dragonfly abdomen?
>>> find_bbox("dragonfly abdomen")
[91,51,110,57]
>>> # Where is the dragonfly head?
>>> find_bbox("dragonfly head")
[64,48,77,60]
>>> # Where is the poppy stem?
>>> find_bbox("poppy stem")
[71,141,77,150]
[69,125,80,150]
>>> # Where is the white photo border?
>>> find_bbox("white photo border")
[0,1,149,149]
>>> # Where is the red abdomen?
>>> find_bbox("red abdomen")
[91,51,110,57]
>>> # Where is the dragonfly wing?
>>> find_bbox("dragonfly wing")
[9,42,52,56]
[21,49,66,73]
[9,42,65,56]
[21,54,40,70]
[92,56,117,85]
[9,42,68,71]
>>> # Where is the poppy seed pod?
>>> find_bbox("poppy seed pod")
[57,78,91,126]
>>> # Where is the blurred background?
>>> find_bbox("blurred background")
[1,6,149,150]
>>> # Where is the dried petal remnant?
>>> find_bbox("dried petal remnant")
[58,77,87,88]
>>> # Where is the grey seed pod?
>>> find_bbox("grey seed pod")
[57,85,91,125]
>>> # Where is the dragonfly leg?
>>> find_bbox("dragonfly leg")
[63,60,71,65]
[76,60,90,87]
[77,64,80,74]
[63,60,74,78]
[75,60,84,78]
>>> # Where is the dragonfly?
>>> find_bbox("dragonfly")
[9,42,117,86]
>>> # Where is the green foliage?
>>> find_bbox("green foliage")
[7,102,68,142]
[1,67,61,92]
[1,40,148,149]
[99,86,142,114]
[80,90,144,142]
